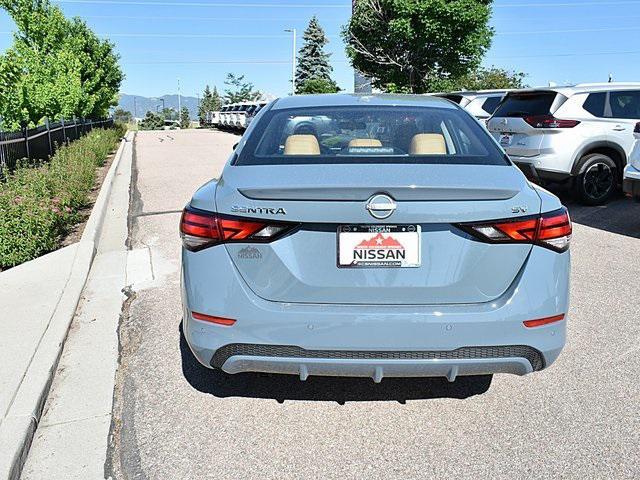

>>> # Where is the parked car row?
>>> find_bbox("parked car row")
[435,90,512,123]
[437,83,640,205]
[206,101,268,132]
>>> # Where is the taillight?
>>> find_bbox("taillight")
[180,206,297,251]
[524,115,580,129]
[458,207,572,253]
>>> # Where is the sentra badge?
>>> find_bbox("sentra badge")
[231,206,287,215]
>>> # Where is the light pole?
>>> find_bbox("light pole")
[284,28,296,95]
[178,78,182,114]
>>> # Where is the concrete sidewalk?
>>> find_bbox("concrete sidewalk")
[0,244,81,419]
[21,131,133,479]
[0,132,133,480]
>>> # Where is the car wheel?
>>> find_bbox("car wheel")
[574,153,617,205]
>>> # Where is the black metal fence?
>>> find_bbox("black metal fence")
[0,118,114,176]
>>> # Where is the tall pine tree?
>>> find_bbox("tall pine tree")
[295,16,339,94]
[198,85,222,124]
[211,86,221,110]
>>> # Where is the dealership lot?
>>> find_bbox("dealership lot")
[108,129,640,479]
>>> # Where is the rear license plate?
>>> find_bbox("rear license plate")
[499,134,513,147]
[337,225,421,268]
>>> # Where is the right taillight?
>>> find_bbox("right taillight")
[458,207,572,253]
[180,206,298,252]
[524,115,580,129]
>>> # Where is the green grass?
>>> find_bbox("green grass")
[0,125,125,268]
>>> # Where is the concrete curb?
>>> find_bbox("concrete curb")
[0,131,135,480]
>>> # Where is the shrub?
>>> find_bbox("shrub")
[0,127,123,268]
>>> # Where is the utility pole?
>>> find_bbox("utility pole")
[178,78,182,114]
[284,28,297,95]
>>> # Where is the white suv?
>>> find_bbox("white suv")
[623,123,640,200]
[488,83,640,205]
[436,90,508,122]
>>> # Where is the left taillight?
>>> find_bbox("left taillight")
[180,207,297,252]
[458,207,572,253]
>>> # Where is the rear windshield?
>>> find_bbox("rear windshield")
[493,92,558,117]
[481,96,503,115]
[440,94,464,104]
[236,106,508,166]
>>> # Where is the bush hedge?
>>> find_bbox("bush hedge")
[0,126,125,268]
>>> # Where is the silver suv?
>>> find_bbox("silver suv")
[488,83,640,205]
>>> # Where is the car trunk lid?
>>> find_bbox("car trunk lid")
[214,164,540,305]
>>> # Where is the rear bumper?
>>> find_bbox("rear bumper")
[222,355,536,382]
[623,164,640,197]
[181,245,570,381]
[212,344,550,382]
[511,158,571,183]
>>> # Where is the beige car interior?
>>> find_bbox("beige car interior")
[348,138,383,148]
[409,133,447,155]
[283,133,447,156]
[284,134,320,155]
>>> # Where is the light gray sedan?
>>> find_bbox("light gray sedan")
[180,94,571,383]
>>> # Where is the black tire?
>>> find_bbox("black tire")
[573,153,618,205]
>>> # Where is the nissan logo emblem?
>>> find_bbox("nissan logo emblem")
[366,194,397,219]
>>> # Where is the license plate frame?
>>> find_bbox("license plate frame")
[337,224,421,269]
[499,134,513,147]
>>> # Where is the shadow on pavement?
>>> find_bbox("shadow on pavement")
[548,187,640,239]
[179,323,492,403]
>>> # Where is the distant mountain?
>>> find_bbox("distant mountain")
[118,94,200,119]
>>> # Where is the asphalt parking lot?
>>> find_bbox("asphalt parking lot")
[108,129,640,479]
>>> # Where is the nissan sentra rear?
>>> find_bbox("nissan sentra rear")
[180,94,571,383]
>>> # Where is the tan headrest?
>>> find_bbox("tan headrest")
[348,138,383,148]
[409,134,447,155]
[284,135,320,155]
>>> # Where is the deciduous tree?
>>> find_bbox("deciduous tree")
[139,111,165,130]
[0,0,123,128]
[297,78,341,95]
[113,108,133,123]
[452,66,527,91]
[344,0,494,93]
[224,73,260,104]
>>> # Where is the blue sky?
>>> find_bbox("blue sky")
[2,0,640,99]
